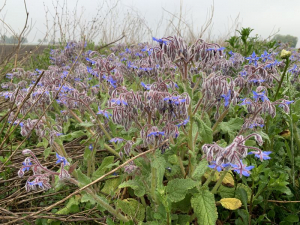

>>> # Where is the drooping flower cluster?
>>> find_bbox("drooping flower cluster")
[18,149,70,192]
[240,87,293,129]
[203,133,268,177]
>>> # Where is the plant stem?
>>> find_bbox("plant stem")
[274,58,290,101]
[203,170,216,187]
[70,178,129,222]
[211,170,228,194]
[287,70,295,186]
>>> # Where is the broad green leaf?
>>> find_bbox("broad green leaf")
[102,177,122,196]
[235,188,248,211]
[166,178,197,202]
[116,198,145,221]
[63,119,70,134]
[194,117,213,143]
[92,156,115,180]
[192,160,208,181]
[236,184,252,202]
[191,189,218,225]
[48,195,81,222]
[283,214,299,223]
[152,153,166,191]
[61,130,85,142]
[219,198,242,210]
[218,118,243,141]
[218,185,235,198]
[44,147,52,160]
[119,179,145,197]
[76,169,92,187]
[81,193,96,205]
[37,137,48,148]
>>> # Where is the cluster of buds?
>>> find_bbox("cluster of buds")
[50,41,86,66]
[240,86,293,129]
[202,73,239,119]
[203,133,270,177]
[18,149,70,192]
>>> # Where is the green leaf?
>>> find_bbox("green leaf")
[44,147,52,160]
[61,130,85,142]
[235,187,248,211]
[63,119,71,134]
[283,214,299,223]
[37,137,49,148]
[92,156,115,180]
[194,117,213,143]
[102,177,122,196]
[81,193,96,205]
[218,185,235,198]
[76,121,94,128]
[119,179,145,197]
[192,160,208,181]
[116,198,145,221]
[191,189,218,225]
[166,178,197,202]
[76,169,92,187]
[49,195,81,222]
[106,217,116,225]
[152,153,166,191]
[236,184,252,202]
[218,118,243,141]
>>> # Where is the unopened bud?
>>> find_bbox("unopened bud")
[280,49,291,59]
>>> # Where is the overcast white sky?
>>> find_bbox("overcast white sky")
[1,0,300,47]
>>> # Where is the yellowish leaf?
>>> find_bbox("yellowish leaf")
[222,171,234,187]
[219,198,242,210]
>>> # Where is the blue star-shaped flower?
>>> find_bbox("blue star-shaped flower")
[56,153,69,166]
[147,131,165,137]
[176,117,190,128]
[248,151,271,161]
[110,137,124,143]
[252,91,269,102]
[245,51,260,66]
[96,107,112,119]
[221,90,231,107]
[260,51,272,62]
[231,161,254,177]
[141,82,151,90]
[208,161,230,172]
[152,37,168,44]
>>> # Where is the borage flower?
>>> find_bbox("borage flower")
[230,160,255,177]
[141,82,151,90]
[110,137,124,144]
[221,90,231,107]
[56,153,69,166]
[147,131,165,137]
[208,161,230,172]
[248,151,271,161]
[176,117,189,128]
[246,51,260,66]
[97,107,112,119]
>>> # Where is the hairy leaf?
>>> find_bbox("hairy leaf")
[191,189,218,225]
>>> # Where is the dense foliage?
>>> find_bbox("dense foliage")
[1,31,300,224]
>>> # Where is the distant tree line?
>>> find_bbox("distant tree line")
[272,34,298,48]
[0,35,28,44]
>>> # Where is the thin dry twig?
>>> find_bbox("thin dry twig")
[6,140,168,224]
